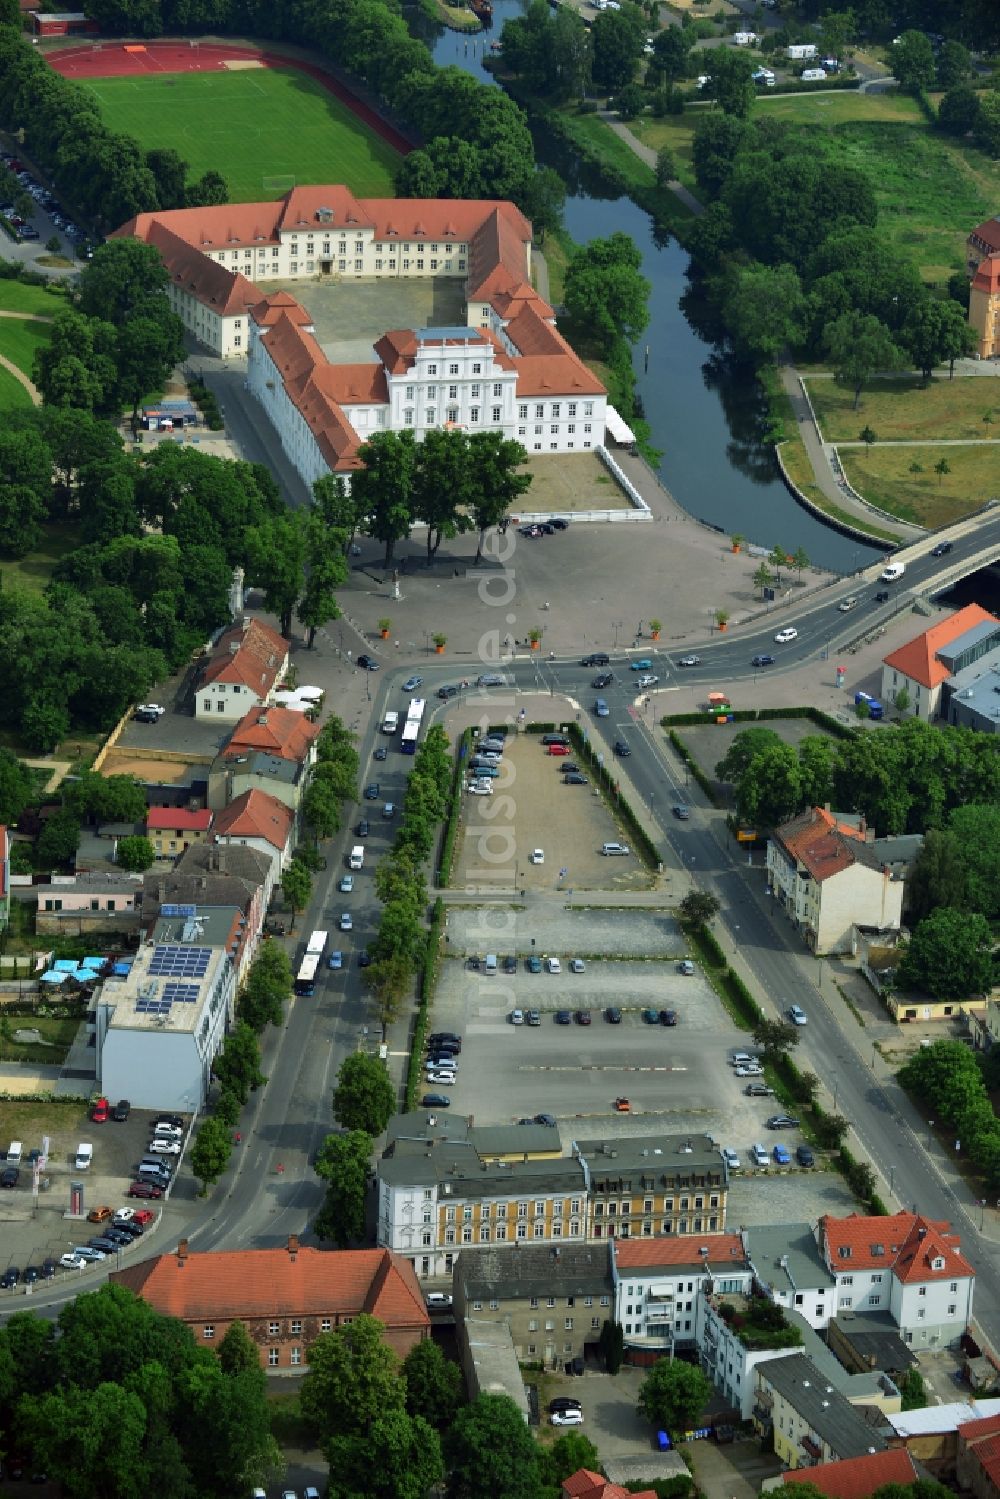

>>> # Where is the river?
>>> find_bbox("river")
[409,2,882,573]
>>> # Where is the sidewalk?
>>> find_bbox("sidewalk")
[596,111,705,218]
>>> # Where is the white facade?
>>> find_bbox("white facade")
[829,1260,974,1347]
[207,229,472,285]
[196,680,267,723]
[613,1260,752,1351]
[385,330,518,441]
[164,282,248,358]
[696,1294,799,1419]
[245,335,335,489]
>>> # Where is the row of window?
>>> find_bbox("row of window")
[623,1319,694,1336]
[401,406,505,427]
[431,1194,719,1220]
[203,1315,348,1338]
[445,1200,583,1221]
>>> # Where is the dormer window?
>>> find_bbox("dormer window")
[837,1246,851,1259]
[931,1256,945,1270]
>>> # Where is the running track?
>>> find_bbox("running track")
[46,40,412,156]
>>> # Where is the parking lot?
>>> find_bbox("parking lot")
[450,731,651,893]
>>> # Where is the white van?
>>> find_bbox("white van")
[880,561,906,582]
[601,842,631,857]
[349,845,364,871]
[382,710,399,734]
[75,1142,93,1170]
[6,1140,22,1164]
[801,67,827,80]
[485,953,498,975]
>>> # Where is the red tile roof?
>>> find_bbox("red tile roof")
[959,1413,1000,1442]
[213,788,293,851]
[146,808,214,832]
[972,254,1000,296]
[143,220,261,318]
[970,218,1000,255]
[225,705,320,765]
[200,617,289,696]
[774,806,871,885]
[562,1471,657,1499]
[614,1233,744,1271]
[111,1241,430,1329]
[882,604,998,690]
[256,309,365,472]
[819,1212,974,1282]
[784,1448,918,1499]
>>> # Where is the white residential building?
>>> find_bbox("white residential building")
[767,806,904,955]
[610,1233,752,1353]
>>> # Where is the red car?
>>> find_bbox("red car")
[128,1181,163,1199]
[131,1207,155,1226]
[91,1096,109,1123]
[547,743,570,756]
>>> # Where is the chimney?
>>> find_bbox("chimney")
[177,1239,189,1266]
[287,1235,299,1261]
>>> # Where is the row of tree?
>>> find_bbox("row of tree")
[900,1041,1000,1190]
[0,1285,280,1497]
[0,28,227,231]
[714,718,1000,837]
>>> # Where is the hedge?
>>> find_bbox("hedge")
[404,897,445,1110]
[667,730,719,806]
[436,727,472,888]
[662,706,855,738]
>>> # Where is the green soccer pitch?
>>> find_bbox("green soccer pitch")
[82,65,400,202]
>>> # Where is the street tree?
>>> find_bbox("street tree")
[899,1039,987,1128]
[402,1338,464,1430]
[737,741,804,828]
[298,550,347,649]
[708,47,756,118]
[326,1408,444,1499]
[637,1358,712,1432]
[752,562,773,598]
[313,474,363,551]
[412,428,475,563]
[213,1022,265,1105]
[313,1129,371,1247]
[715,726,781,783]
[280,858,312,929]
[445,1393,541,1499]
[363,954,414,1038]
[890,30,935,93]
[826,311,901,408]
[218,1319,260,1377]
[191,1115,232,1191]
[898,907,994,1001]
[677,890,720,927]
[115,834,155,872]
[239,950,288,1033]
[752,1016,800,1060]
[300,1313,404,1441]
[301,776,342,842]
[245,510,307,638]
[352,431,417,568]
[333,1052,396,1136]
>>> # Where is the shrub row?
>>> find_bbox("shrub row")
[662,705,854,737]
[404,897,445,1110]
[436,727,473,888]
[188,379,224,431]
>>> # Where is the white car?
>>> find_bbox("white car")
[147,1138,181,1154]
[467,782,493,796]
[546,957,561,974]
[838,596,858,612]
[552,1408,585,1426]
[570,959,585,973]
[750,1143,769,1168]
[340,913,353,931]
[722,1147,741,1170]
[510,1009,525,1025]
[775,627,798,644]
[425,1292,452,1309]
[60,1252,87,1269]
[136,702,165,717]
[113,1207,135,1223]
[787,1003,808,1026]
[153,1124,183,1140]
[426,1071,457,1085]
[729,1052,756,1068]
[734,1063,764,1077]
[530,849,544,864]
[637,674,659,688]
[339,875,354,893]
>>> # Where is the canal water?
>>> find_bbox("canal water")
[410,3,882,573]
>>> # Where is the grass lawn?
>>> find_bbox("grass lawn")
[0,361,32,410]
[83,66,400,203]
[840,443,999,527]
[0,521,83,596]
[0,1097,89,1141]
[0,316,50,380]
[0,281,64,315]
[809,375,1000,443]
[1,1016,81,1066]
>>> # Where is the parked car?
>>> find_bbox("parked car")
[421,1094,451,1107]
[550,1397,582,1414]
[87,1206,113,1223]
[722,1147,741,1170]
[91,1096,109,1123]
[128,1181,164,1198]
[745,1082,774,1097]
[570,959,585,973]
[773,1143,791,1165]
[112,1099,131,1122]
[796,1144,815,1167]
[526,955,542,973]
[356,654,379,670]
[678,960,695,976]
[605,1006,622,1024]
[60,1253,87,1270]
[563,773,588,784]
[0,1166,19,1188]
[552,1409,584,1426]
[574,1010,592,1025]
[554,1010,572,1025]
[641,1008,659,1024]
[766,1114,800,1130]
[425,1292,452,1309]
[750,1143,769,1167]
[525,1009,541,1026]
[660,1008,678,1026]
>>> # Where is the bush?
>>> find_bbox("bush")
[436,728,471,887]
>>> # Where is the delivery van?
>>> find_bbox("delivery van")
[382,710,399,734]
[880,561,906,582]
[349,845,364,871]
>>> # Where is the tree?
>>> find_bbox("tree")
[78,237,171,324]
[974,92,1000,158]
[300,1313,404,1441]
[655,145,676,189]
[37,808,82,867]
[313,1129,371,1247]
[938,85,981,138]
[715,727,781,784]
[651,25,694,83]
[598,1318,624,1373]
[906,829,967,924]
[752,1016,800,1061]
[637,1358,712,1432]
[191,1115,232,1191]
[691,112,748,196]
[521,167,566,240]
[677,890,720,926]
[239,947,289,1033]
[898,1367,927,1410]
[947,805,1000,920]
[612,83,646,121]
[412,428,474,563]
[752,562,774,598]
[19,1380,149,1499]
[402,1339,464,1430]
[736,741,803,828]
[723,262,806,361]
[297,550,347,649]
[218,1319,260,1377]
[280,858,312,929]
[903,300,971,382]
[564,231,651,346]
[590,9,644,92]
[825,311,902,409]
[332,1052,396,1136]
[540,1432,602,1490]
[890,30,935,92]
[245,510,306,638]
[353,431,417,568]
[860,425,877,449]
[115,834,155,872]
[326,1409,444,1499]
[445,1393,541,1499]
[934,457,951,484]
[213,1022,266,1105]
[797,735,835,809]
[468,431,531,564]
[936,39,971,90]
[708,46,756,118]
[0,747,34,824]
[363,954,413,1039]
[898,907,994,1001]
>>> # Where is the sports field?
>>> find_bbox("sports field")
[82,65,400,202]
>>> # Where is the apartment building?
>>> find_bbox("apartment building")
[574,1134,729,1241]
[767,807,904,955]
[610,1233,751,1355]
[453,1244,613,1367]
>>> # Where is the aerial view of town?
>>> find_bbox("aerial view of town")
[0,0,999,1492]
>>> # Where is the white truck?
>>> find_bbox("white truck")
[349,845,365,871]
[880,561,906,582]
[75,1142,93,1170]
[381,710,399,734]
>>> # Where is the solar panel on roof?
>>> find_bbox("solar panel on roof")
[148,944,210,978]
[162,982,199,1006]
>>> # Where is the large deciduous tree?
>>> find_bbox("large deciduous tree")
[300,1313,404,1441]
[898,908,994,1001]
[402,1339,464,1430]
[313,1129,371,1247]
[353,431,417,568]
[890,30,936,93]
[637,1358,712,1432]
[825,311,902,409]
[445,1393,541,1499]
[332,1052,396,1136]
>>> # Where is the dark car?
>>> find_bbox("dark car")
[563,773,588,784]
[374,746,388,760]
[554,1009,572,1025]
[751,654,775,668]
[526,955,542,973]
[550,1397,583,1414]
[437,684,459,699]
[364,782,380,800]
[421,1093,451,1108]
[117,1219,145,1237]
[931,540,953,556]
[796,1144,815,1166]
[875,590,889,602]
[660,1008,678,1026]
[357,654,380,670]
[550,518,569,530]
[535,1113,557,1127]
[642,1007,660,1024]
[614,739,631,757]
[1,1268,20,1289]
[541,733,569,746]
[581,654,610,667]
[154,1115,183,1129]
[605,1006,622,1024]
[428,1032,461,1047]
[558,762,581,774]
[0,1166,19,1188]
[745,1082,774,1097]
[672,804,690,820]
[128,1180,163,1199]
[112,1099,131,1122]
[40,1259,57,1280]
[503,955,517,974]
[592,673,613,688]
[356,818,370,837]
[766,1113,801,1130]
[23,1265,39,1286]
[574,1010,592,1025]
[358,950,372,967]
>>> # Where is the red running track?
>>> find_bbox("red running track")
[45,40,412,156]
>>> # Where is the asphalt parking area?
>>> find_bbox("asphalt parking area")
[450,732,650,893]
[444,906,682,960]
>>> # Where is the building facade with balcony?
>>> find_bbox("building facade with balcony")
[610,1234,751,1357]
[755,1354,888,1470]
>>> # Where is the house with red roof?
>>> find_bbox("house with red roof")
[817,1212,974,1347]
[196,616,290,724]
[880,604,1000,721]
[146,806,214,859]
[210,705,320,815]
[958,1411,1000,1499]
[111,1237,430,1370]
[562,1471,657,1499]
[213,788,294,889]
[611,1233,752,1354]
[780,1448,918,1498]
[766,806,905,955]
